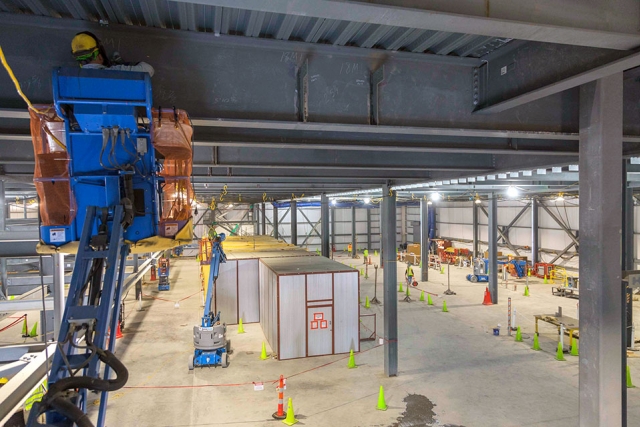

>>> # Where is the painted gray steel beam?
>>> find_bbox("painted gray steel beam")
[0,180,5,232]
[0,299,53,311]
[330,206,336,259]
[321,194,330,258]
[472,203,479,259]
[382,182,398,377]
[171,0,640,49]
[351,206,357,259]
[52,253,64,341]
[579,73,624,426]
[531,198,539,264]
[290,200,298,246]
[420,199,429,282]
[366,208,371,252]
[488,194,498,304]
[261,203,266,235]
[623,160,635,271]
[273,205,279,239]
[476,51,640,114]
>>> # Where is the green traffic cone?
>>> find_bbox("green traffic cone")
[427,294,433,305]
[555,342,565,361]
[544,275,548,284]
[21,317,28,337]
[29,322,38,338]
[570,339,579,356]
[532,333,541,351]
[440,266,445,274]
[347,349,357,369]
[238,318,245,334]
[628,365,635,388]
[374,250,378,257]
[419,261,422,269]
[398,282,404,293]
[260,342,269,360]
[376,385,387,411]
[515,326,523,342]
[442,300,448,312]
[420,290,425,301]
[360,268,364,276]
[282,397,299,425]
[524,286,530,297]
[365,296,370,309]
[316,248,320,255]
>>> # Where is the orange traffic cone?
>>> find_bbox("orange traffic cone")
[482,287,493,305]
[150,266,157,281]
[116,323,124,339]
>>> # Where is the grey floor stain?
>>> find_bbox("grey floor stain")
[391,394,466,427]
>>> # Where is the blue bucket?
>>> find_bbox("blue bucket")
[493,328,500,336]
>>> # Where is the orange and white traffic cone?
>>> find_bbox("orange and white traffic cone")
[272,375,286,419]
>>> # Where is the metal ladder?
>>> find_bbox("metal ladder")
[28,205,130,427]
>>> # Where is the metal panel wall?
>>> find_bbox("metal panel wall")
[238,259,260,323]
[333,272,360,354]
[259,262,278,352]
[278,275,306,360]
[215,260,238,324]
[306,273,332,301]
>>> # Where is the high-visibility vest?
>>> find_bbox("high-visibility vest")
[407,266,414,276]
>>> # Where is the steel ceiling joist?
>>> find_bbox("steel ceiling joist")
[170,0,640,50]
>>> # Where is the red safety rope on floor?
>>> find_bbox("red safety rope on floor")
[141,290,201,304]
[0,314,26,333]
[122,343,384,390]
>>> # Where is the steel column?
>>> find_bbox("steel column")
[290,200,298,246]
[488,194,498,304]
[52,254,64,340]
[472,203,479,259]
[253,204,259,236]
[0,259,6,299]
[0,180,5,232]
[330,206,336,258]
[382,183,398,377]
[420,199,429,282]
[133,253,142,300]
[400,205,407,245]
[351,206,357,258]
[623,161,634,271]
[366,208,371,252]
[261,203,266,235]
[531,198,540,264]
[321,194,330,258]
[579,73,624,427]
[273,205,279,239]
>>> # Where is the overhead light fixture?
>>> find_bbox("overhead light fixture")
[555,193,565,202]
[427,200,433,205]
[331,199,337,205]
[363,197,371,204]
[506,186,518,198]
[228,203,233,208]
[431,192,442,201]
[474,194,482,204]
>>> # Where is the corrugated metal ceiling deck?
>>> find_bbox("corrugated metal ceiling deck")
[0,0,512,58]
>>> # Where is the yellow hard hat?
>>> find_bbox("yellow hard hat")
[71,32,99,60]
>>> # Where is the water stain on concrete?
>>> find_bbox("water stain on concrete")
[392,394,465,427]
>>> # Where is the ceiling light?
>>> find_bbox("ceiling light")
[506,186,518,198]
[427,200,433,205]
[331,199,337,205]
[431,192,441,201]
[363,198,371,204]
[228,203,233,208]
[555,193,565,202]
[474,194,482,204]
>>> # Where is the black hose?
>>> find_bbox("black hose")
[26,349,128,427]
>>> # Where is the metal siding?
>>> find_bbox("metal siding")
[238,259,260,323]
[216,260,238,324]
[258,261,278,351]
[278,275,306,360]
[333,272,359,354]
[306,273,332,301]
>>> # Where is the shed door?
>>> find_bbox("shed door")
[307,306,332,356]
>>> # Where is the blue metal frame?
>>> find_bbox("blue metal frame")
[29,205,129,427]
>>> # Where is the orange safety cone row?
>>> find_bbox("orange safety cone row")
[482,287,493,305]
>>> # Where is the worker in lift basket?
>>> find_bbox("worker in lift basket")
[405,261,414,286]
[70,32,154,76]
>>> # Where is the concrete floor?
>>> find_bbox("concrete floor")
[70,254,640,426]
